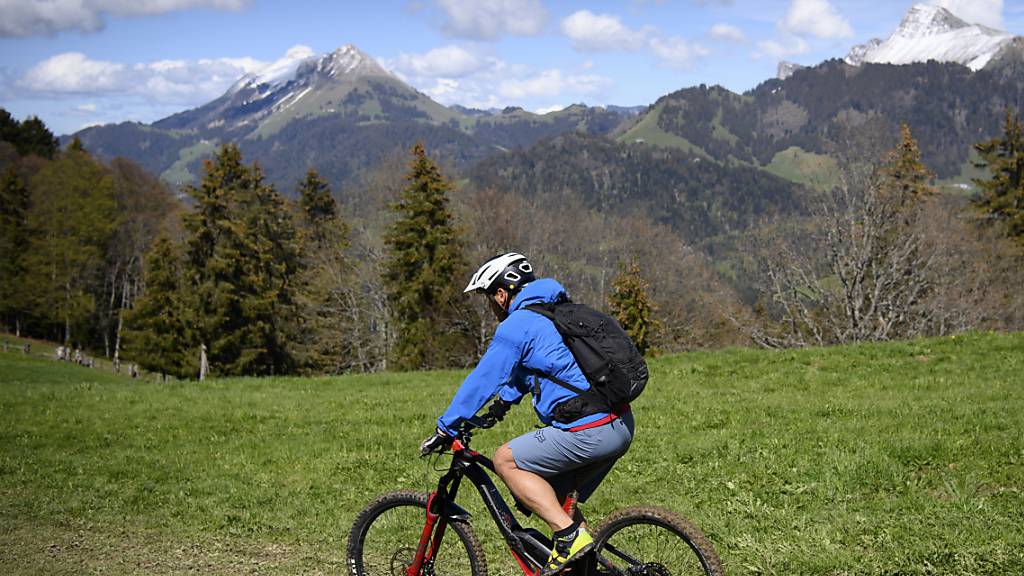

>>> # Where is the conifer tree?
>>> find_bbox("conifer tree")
[383,143,474,370]
[0,110,58,159]
[880,122,935,206]
[0,167,30,334]
[974,109,1024,247]
[124,233,191,378]
[298,168,337,225]
[17,116,59,159]
[181,144,301,376]
[292,168,354,372]
[608,259,659,356]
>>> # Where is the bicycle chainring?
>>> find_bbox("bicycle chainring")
[626,562,672,576]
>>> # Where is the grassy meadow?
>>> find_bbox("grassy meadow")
[1,332,1022,575]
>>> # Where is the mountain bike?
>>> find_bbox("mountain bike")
[347,416,724,576]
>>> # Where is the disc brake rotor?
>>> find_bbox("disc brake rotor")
[389,546,416,576]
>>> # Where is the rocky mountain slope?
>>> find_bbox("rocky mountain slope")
[780,3,1018,80]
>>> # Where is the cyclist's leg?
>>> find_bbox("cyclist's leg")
[495,443,574,531]
[550,412,636,505]
[499,415,634,531]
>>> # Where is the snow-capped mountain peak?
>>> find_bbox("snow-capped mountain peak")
[229,44,392,96]
[255,45,317,87]
[894,4,970,38]
[317,44,392,78]
[842,3,1015,71]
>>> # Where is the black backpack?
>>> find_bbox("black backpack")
[525,300,648,423]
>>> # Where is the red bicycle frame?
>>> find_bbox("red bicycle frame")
[407,435,569,576]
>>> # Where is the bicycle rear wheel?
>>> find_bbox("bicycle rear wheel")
[347,490,488,576]
[592,506,723,576]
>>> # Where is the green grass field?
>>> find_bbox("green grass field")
[2,332,1022,575]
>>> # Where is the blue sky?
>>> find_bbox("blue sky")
[1,0,1021,135]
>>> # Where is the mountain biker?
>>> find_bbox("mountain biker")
[420,253,635,576]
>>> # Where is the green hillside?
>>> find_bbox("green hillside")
[2,332,1022,574]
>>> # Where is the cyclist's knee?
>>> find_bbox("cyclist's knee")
[493,443,516,477]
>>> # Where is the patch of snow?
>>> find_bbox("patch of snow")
[275,86,313,113]
[777,61,806,80]
[254,46,316,88]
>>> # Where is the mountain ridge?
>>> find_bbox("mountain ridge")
[780,3,1018,80]
[71,43,637,190]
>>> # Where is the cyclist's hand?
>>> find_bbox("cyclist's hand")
[480,398,512,428]
[419,428,453,456]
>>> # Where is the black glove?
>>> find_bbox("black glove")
[480,398,512,428]
[419,428,453,456]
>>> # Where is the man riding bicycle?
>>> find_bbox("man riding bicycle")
[420,253,636,576]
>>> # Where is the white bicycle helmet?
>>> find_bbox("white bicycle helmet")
[464,253,535,294]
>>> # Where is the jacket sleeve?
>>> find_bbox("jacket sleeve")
[437,321,525,436]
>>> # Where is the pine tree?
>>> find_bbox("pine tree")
[880,122,935,206]
[974,109,1024,247]
[124,233,191,378]
[383,142,475,370]
[14,116,59,159]
[608,259,658,356]
[0,110,58,159]
[292,169,354,372]
[181,144,300,376]
[0,167,30,334]
[298,168,337,225]
[236,162,301,375]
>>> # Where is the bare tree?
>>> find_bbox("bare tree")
[751,122,937,347]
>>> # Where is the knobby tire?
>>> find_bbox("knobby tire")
[592,506,724,576]
[347,490,488,576]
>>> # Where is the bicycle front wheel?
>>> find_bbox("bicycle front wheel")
[347,490,488,576]
[593,506,723,576]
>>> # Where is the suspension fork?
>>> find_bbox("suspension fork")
[407,491,444,576]
[408,472,464,576]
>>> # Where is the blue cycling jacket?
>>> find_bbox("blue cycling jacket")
[437,278,610,436]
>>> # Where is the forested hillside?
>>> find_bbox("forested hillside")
[624,58,1024,179]
[470,132,805,244]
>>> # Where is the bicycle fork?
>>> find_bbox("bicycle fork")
[408,492,447,576]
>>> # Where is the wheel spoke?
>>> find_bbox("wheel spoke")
[597,518,716,576]
[350,495,482,576]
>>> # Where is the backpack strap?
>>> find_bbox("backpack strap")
[524,303,586,396]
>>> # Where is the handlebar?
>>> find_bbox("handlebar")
[454,415,494,447]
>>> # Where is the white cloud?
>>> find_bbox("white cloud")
[498,69,610,99]
[535,104,567,114]
[20,53,130,93]
[16,46,297,105]
[391,45,488,79]
[649,37,710,70]
[754,36,811,59]
[782,0,854,39]
[0,0,248,38]
[931,0,1004,29]
[709,23,746,42]
[434,0,547,40]
[387,49,611,113]
[561,10,650,51]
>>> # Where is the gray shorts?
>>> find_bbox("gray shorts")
[509,411,635,503]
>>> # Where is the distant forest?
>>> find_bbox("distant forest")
[2,106,1023,380]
